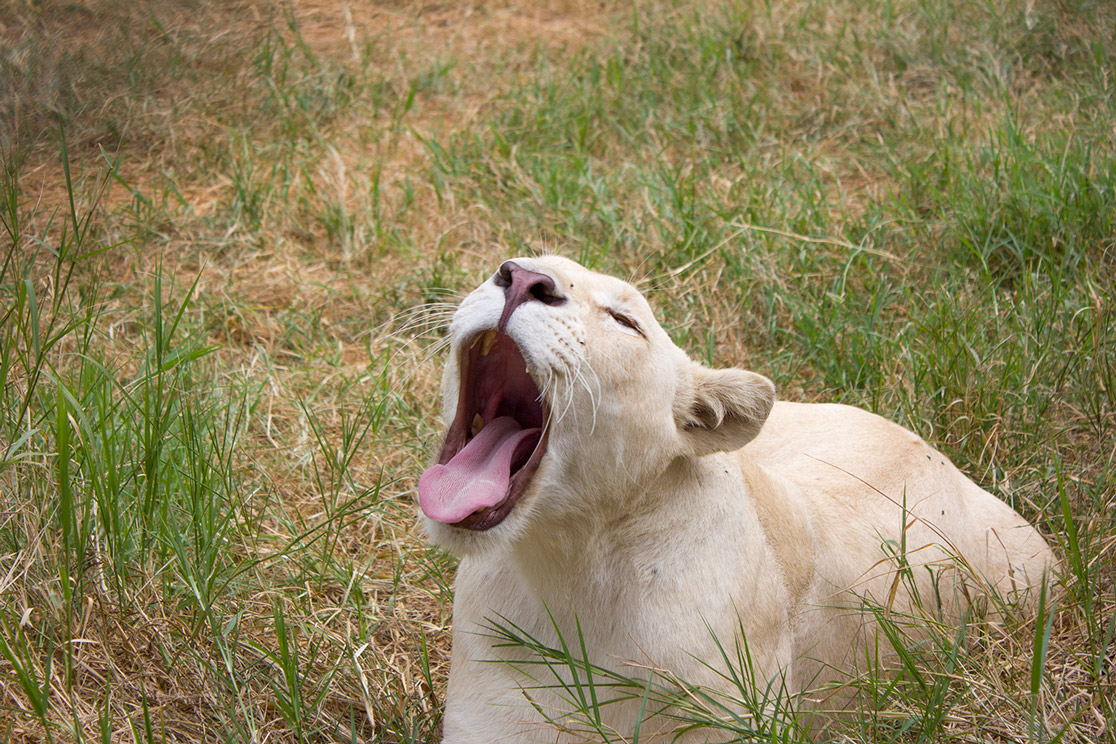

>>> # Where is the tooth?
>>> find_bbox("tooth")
[481,331,497,355]
[471,414,484,436]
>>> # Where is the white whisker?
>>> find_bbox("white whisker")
[570,359,599,437]
[381,303,458,340]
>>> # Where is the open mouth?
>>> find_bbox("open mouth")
[418,330,549,531]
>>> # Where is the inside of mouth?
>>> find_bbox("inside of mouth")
[418,331,546,525]
[466,331,545,433]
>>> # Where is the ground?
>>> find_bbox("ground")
[0,0,1113,741]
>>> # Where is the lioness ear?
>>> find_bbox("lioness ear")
[675,364,776,456]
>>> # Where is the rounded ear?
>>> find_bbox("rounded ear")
[674,363,775,456]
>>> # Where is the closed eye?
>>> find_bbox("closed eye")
[607,308,643,336]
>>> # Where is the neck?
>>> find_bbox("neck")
[510,456,707,601]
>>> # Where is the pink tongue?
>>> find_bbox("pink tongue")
[419,416,540,523]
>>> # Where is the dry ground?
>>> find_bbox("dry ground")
[2,2,625,741]
[1,0,1113,742]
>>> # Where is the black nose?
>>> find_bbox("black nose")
[495,260,565,331]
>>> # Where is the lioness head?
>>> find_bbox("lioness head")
[419,256,775,555]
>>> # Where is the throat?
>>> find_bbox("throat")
[511,486,670,597]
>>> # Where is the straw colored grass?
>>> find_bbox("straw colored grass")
[1,0,1113,742]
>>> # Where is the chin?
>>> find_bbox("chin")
[421,504,529,557]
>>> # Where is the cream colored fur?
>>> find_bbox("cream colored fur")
[425,256,1054,743]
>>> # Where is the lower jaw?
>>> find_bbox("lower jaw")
[453,501,515,531]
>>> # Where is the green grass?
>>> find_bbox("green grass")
[1,0,1113,741]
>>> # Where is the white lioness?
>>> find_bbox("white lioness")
[419,256,1053,743]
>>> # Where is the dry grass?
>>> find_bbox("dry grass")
[1,0,1113,742]
[1,3,618,741]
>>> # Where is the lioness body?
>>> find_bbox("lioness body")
[420,257,1053,743]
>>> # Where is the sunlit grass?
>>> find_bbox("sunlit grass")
[1,0,1113,741]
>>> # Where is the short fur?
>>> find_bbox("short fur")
[424,256,1054,743]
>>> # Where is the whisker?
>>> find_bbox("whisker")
[412,335,454,369]
[571,360,598,437]
[369,301,457,403]
[556,372,577,430]
[584,362,602,436]
[379,304,458,340]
